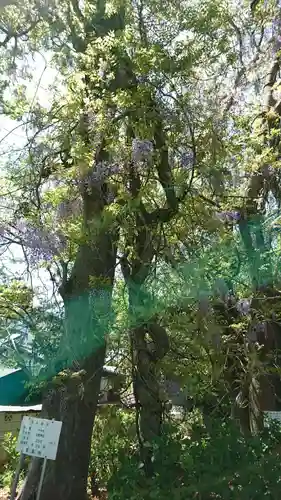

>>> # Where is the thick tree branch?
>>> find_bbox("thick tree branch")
[263,58,280,111]
[147,322,169,361]
[0,19,40,48]
[250,0,262,12]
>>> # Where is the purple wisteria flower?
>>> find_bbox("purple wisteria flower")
[15,220,66,264]
[215,211,241,223]
[256,321,266,334]
[261,165,273,178]
[247,322,266,343]
[78,162,122,189]
[57,198,82,219]
[84,163,110,186]
[132,139,153,163]
[57,201,72,219]
[106,190,115,204]
[236,298,252,316]
[272,17,281,52]
[180,151,194,168]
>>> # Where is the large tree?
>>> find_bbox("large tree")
[0,0,279,498]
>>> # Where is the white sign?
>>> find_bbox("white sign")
[16,417,62,460]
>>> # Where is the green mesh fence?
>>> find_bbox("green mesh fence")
[4,212,281,395]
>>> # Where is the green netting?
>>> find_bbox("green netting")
[4,213,281,396]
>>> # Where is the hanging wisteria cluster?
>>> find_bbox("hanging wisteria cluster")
[78,162,122,189]
[236,298,252,315]
[77,139,154,190]
[272,12,281,53]
[56,198,82,220]
[0,220,67,264]
[132,138,153,163]
[18,220,67,263]
[215,211,241,223]
[180,151,194,168]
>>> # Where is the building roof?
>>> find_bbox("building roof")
[0,405,42,413]
[0,368,31,406]
[0,368,21,378]
[0,365,119,406]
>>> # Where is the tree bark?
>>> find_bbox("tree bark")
[18,2,132,499]
[232,28,281,433]
[130,321,169,474]
[122,115,174,473]
[21,273,117,500]
[21,346,105,500]
[21,181,118,500]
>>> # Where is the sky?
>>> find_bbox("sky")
[0,49,59,305]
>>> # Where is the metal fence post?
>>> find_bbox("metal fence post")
[36,458,48,500]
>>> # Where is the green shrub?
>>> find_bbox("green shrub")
[107,414,281,500]
[89,406,136,490]
[0,433,20,489]
[0,432,29,490]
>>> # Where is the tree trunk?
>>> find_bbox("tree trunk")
[128,285,169,475]
[121,99,177,472]
[19,3,134,499]
[21,210,118,500]
[233,46,281,433]
[21,293,115,500]
[131,324,165,473]
[21,346,105,500]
